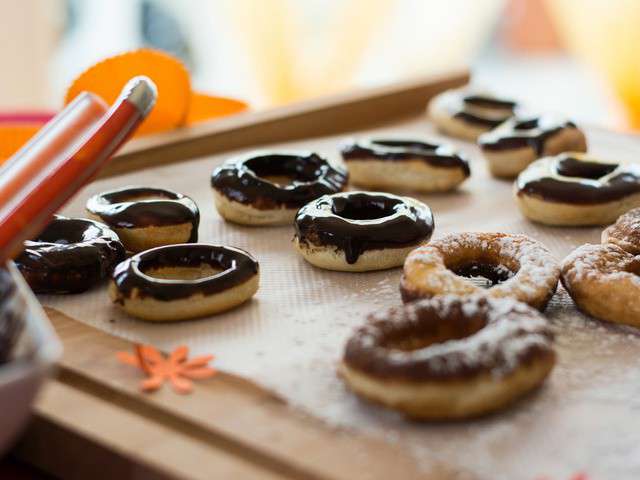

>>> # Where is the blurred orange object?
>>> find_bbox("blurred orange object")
[0,125,43,163]
[186,92,248,125]
[65,49,190,135]
[502,0,561,52]
[65,49,248,136]
[546,0,640,130]
[0,112,56,162]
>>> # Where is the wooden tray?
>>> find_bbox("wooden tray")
[14,71,472,480]
[14,68,640,479]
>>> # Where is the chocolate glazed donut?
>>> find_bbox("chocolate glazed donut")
[15,215,125,294]
[293,191,434,272]
[86,186,200,253]
[340,295,555,419]
[427,88,519,140]
[479,114,587,178]
[340,138,470,192]
[211,151,348,226]
[515,153,640,226]
[110,244,260,321]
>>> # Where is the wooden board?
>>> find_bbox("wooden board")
[14,71,470,480]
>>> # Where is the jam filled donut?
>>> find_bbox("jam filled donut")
[15,215,125,294]
[401,232,560,310]
[602,208,640,254]
[479,114,587,178]
[86,186,199,253]
[516,153,640,226]
[427,88,519,140]
[294,191,434,272]
[561,243,640,327]
[340,138,470,192]
[211,151,348,226]
[340,295,555,420]
[110,244,259,321]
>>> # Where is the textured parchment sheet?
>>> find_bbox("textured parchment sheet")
[42,118,640,479]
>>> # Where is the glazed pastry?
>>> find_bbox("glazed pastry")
[110,244,259,322]
[340,138,470,192]
[401,232,560,310]
[602,207,640,254]
[293,191,434,272]
[515,153,640,226]
[211,151,348,226]
[427,88,518,140]
[15,215,125,294]
[561,243,640,327]
[479,114,587,178]
[340,295,555,420]
[86,186,199,253]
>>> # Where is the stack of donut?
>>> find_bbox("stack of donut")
[17,80,638,425]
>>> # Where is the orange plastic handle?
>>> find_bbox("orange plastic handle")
[0,77,156,262]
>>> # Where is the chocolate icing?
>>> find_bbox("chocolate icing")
[112,244,259,302]
[15,215,126,294]
[340,139,470,176]
[452,94,517,128]
[343,295,554,381]
[0,268,23,364]
[479,115,582,156]
[517,154,640,204]
[86,187,199,242]
[211,152,348,210]
[294,192,434,264]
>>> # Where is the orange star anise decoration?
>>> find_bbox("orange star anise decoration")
[117,344,217,394]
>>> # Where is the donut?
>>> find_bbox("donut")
[427,88,519,140]
[515,153,640,226]
[340,295,555,420]
[86,186,199,253]
[293,191,434,272]
[400,232,560,310]
[601,208,640,254]
[110,244,259,322]
[478,114,587,178]
[340,138,470,192]
[561,243,640,327]
[15,215,125,294]
[211,151,348,226]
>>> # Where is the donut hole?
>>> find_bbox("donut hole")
[556,156,618,180]
[450,260,515,288]
[102,188,180,204]
[371,140,438,153]
[331,194,398,220]
[245,154,323,187]
[36,218,98,244]
[514,118,539,131]
[381,316,486,351]
[144,263,224,281]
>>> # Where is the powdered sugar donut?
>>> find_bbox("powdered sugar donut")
[400,232,560,310]
[340,295,555,420]
[427,88,519,140]
[561,243,640,327]
[479,115,587,178]
[602,208,640,254]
